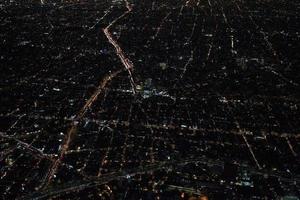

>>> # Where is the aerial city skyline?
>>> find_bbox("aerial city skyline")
[0,0,299,199]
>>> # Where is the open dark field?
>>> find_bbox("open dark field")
[0,0,299,199]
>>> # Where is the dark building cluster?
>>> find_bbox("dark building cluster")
[0,0,299,199]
